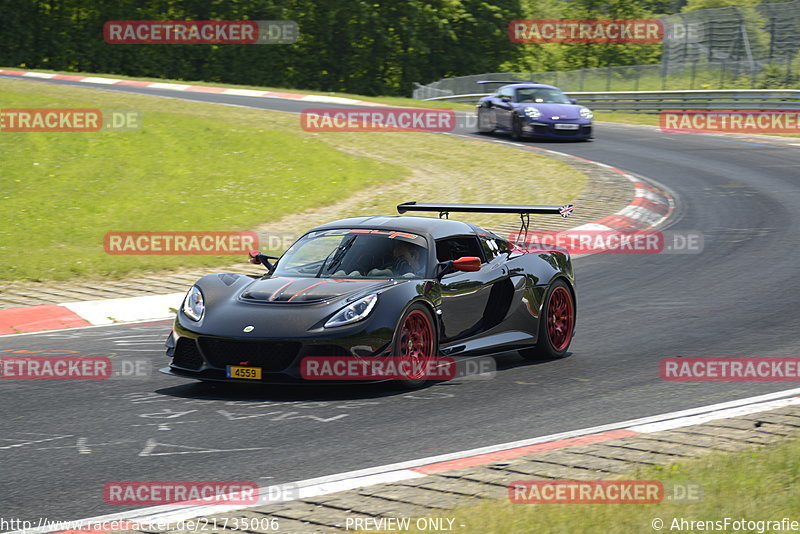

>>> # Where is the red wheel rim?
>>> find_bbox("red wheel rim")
[397,310,434,380]
[546,286,574,352]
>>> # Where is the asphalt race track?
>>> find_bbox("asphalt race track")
[2,74,800,523]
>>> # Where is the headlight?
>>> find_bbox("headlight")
[183,286,205,321]
[324,294,378,328]
[523,107,541,119]
[580,107,593,119]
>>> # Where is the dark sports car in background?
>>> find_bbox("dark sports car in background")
[163,202,577,388]
[476,81,593,140]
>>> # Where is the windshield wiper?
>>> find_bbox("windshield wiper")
[316,235,356,278]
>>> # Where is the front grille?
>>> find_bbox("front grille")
[198,338,301,372]
[304,344,351,357]
[553,127,581,136]
[173,338,204,370]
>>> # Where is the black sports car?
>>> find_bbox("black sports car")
[163,202,577,388]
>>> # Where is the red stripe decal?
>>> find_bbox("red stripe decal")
[269,280,296,302]
[287,280,330,302]
[412,429,639,473]
[0,305,90,335]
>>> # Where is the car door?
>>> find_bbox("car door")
[436,235,508,342]
[492,86,516,130]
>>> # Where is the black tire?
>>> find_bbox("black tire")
[390,303,438,389]
[520,279,575,361]
[477,107,495,134]
[511,114,524,141]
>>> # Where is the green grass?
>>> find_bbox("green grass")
[0,78,585,282]
[380,438,800,534]
[0,79,404,280]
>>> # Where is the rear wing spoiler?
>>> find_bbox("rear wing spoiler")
[476,80,529,85]
[397,202,573,219]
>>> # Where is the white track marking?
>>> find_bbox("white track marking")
[12,388,800,534]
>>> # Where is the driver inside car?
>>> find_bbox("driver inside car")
[391,241,425,276]
[368,240,426,278]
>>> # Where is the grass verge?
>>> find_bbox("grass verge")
[0,78,584,282]
[384,438,800,534]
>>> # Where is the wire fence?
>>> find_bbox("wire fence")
[661,0,800,65]
[413,0,800,99]
[412,57,799,99]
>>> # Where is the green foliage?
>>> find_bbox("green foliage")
[0,0,674,95]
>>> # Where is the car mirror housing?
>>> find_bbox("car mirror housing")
[500,95,512,102]
[248,250,280,273]
[453,256,481,272]
[569,98,577,104]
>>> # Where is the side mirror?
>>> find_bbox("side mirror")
[453,256,481,272]
[248,250,280,273]
[500,95,512,103]
[569,98,577,105]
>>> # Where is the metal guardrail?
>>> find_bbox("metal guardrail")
[423,89,800,113]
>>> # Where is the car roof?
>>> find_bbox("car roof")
[310,215,488,240]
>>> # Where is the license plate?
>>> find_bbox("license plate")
[554,123,580,130]
[226,366,262,380]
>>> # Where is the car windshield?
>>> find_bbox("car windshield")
[516,87,571,104]
[273,229,429,279]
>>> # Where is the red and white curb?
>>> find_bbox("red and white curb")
[17,388,800,534]
[571,165,673,233]
[0,293,185,335]
[0,69,389,107]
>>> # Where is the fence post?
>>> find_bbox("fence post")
[707,21,715,62]
[720,59,726,89]
[690,60,697,89]
[606,66,612,91]
[579,68,585,92]
[634,65,640,91]
[768,18,776,61]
